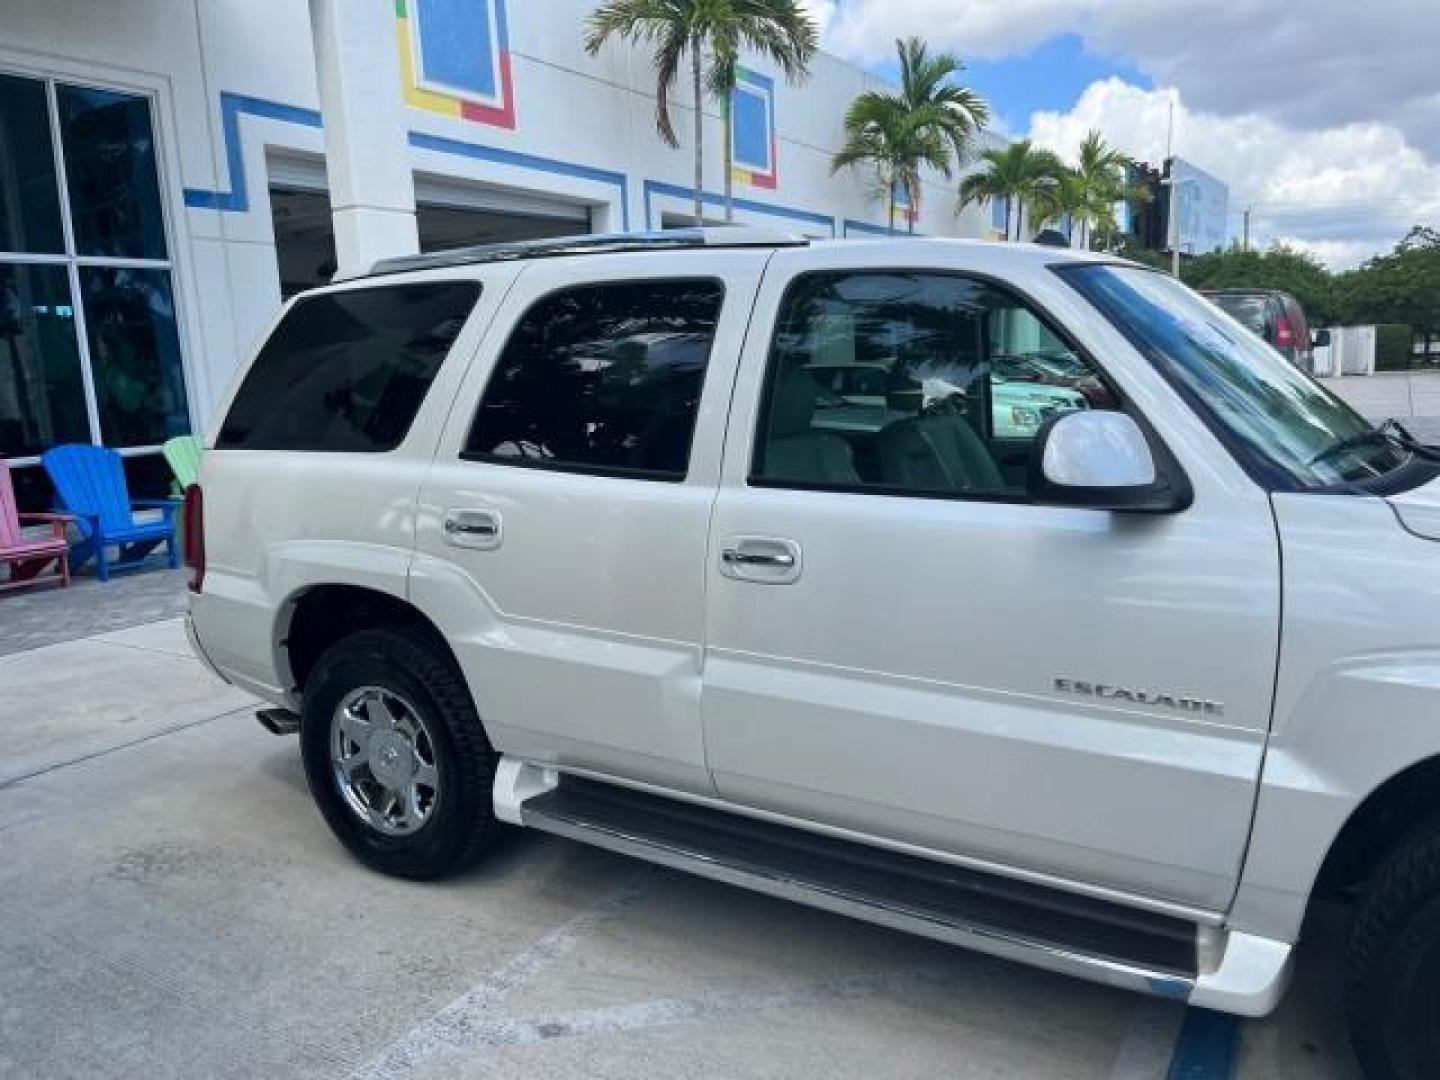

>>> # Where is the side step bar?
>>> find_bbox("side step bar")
[501,763,1292,1015]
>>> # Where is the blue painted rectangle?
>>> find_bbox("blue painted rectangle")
[416,0,498,99]
[1167,1009,1240,1080]
[732,86,771,173]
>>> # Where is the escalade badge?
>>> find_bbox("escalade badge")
[1054,678,1224,717]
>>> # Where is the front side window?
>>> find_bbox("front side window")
[1061,264,1403,489]
[218,282,480,452]
[465,279,724,480]
[752,271,1117,498]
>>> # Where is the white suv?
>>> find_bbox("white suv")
[187,229,1440,1079]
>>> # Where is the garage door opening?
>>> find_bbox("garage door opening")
[268,158,594,298]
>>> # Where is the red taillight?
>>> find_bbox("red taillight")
[1275,316,1295,349]
[183,483,205,593]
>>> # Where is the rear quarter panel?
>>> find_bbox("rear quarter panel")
[188,267,522,704]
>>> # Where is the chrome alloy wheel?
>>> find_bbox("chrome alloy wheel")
[329,686,440,836]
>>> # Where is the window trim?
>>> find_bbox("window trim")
[215,279,483,453]
[460,275,728,483]
[745,265,1177,509]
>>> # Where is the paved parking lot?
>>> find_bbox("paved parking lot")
[1,372,1420,1079]
[0,623,1358,1079]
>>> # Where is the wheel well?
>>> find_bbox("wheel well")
[283,584,455,696]
[1314,755,1440,900]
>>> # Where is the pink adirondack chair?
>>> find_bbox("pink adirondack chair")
[1,459,72,592]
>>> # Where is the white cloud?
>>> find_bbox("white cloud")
[1028,79,1440,268]
[818,0,1440,162]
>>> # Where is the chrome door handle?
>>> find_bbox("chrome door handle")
[721,549,795,568]
[443,509,502,550]
[719,537,802,584]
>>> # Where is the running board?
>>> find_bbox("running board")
[512,770,1209,1001]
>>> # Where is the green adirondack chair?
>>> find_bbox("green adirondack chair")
[163,435,202,546]
[163,434,202,492]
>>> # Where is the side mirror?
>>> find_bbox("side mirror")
[1029,411,1191,513]
[1313,329,1332,348]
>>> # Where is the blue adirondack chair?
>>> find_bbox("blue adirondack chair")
[41,444,180,582]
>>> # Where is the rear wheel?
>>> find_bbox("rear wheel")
[300,625,501,879]
[1345,818,1440,1080]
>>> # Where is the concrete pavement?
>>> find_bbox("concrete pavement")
[0,614,1361,1079]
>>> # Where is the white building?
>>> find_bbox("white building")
[0,0,1003,507]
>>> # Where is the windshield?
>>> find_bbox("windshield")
[1061,265,1405,489]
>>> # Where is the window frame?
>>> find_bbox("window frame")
[0,66,192,466]
[746,265,1170,508]
[459,275,728,484]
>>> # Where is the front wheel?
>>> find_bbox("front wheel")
[1344,818,1440,1080]
[300,625,501,879]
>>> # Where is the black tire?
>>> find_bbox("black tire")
[1344,817,1440,1080]
[300,624,501,879]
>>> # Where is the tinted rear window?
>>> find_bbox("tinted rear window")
[218,281,479,451]
[1209,294,1270,336]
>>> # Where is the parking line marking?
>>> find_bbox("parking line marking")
[1167,1009,1241,1080]
[348,877,650,1080]
[1111,998,1187,1080]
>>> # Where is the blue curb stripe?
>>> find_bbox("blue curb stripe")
[1167,1009,1241,1080]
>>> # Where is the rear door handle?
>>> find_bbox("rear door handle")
[443,509,502,550]
[719,537,802,584]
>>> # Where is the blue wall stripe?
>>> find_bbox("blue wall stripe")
[407,130,629,231]
[1167,1009,1241,1080]
[843,218,901,238]
[183,93,322,211]
[644,179,836,235]
[183,92,631,231]
[181,90,909,241]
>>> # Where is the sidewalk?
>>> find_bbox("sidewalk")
[0,566,188,657]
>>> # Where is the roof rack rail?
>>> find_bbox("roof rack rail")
[361,226,810,279]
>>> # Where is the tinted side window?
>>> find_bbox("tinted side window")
[465,280,724,480]
[752,271,1117,498]
[218,282,479,452]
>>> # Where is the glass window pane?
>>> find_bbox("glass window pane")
[0,262,91,457]
[78,266,188,447]
[466,280,724,479]
[753,271,1110,497]
[217,282,480,452]
[57,84,167,259]
[0,75,65,254]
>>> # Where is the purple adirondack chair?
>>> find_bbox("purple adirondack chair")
[0,458,72,593]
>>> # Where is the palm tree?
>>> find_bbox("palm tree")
[1034,168,1090,244]
[1070,129,1146,250]
[585,1,818,227]
[958,139,1064,240]
[831,37,989,234]
[708,2,817,222]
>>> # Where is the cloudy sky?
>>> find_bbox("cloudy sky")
[803,0,1440,268]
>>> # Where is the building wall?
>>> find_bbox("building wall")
[1,0,997,437]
